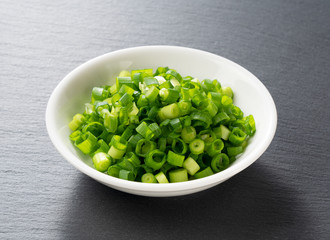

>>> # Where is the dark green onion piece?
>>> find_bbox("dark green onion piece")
[136,121,154,140]
[157,137,167,152]
[145,149,166,171]
[135,139,157,157]
[229,128,247,145]
[169,118,182,132]
[227,146,244,157]
[213,112,230,126]
[171,138,188,155]
[208,92,222,108]
[119,169,135,181]
[147,106,159,120]
[148,122,161,138]
[108,165,121,178]
[206,139,224,156]
[194,167,214,179]
[159,88,180,103]
[125,152,141,167]
[190,111,212,129]
[128,134,144,148]
[211,153,229,172]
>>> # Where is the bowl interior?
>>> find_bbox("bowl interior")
[46,46,277,196]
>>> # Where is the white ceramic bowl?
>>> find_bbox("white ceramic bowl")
[46,46,277,197]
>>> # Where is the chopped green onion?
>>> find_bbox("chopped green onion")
[108,165,121,178]
[171,138,188,155]
[148,122,161,138]
[229,128,247,145]
[141,173,157,183]
[169,168,188,183]
[211,153,229,172]
[227,146,244,157]
[69,114,85,131]
[145,86,159,102]
[194,167,214,179]
[119,169,135,181]
[220,125,231,140]
[181,126,196,143]
[167,150,185,167]
[183,157,200,175]
[159,88,180,103]
[135,139,156,157]
[145,149,166,170]
[136,121,154,140]
[92,152,112,172]
[206,139,224,156]
[157,137,167,152]
[155,171,169,183]
[189,139,205,155]
[69,67,256,183]
[75,132,98,155]
[158,103,180,121]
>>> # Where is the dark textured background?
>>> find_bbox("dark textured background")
[1,0,329,239]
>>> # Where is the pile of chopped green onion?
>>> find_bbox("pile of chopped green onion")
[69,67,256,183]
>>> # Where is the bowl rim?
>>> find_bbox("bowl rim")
[45,45,277,193]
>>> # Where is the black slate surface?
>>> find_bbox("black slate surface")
[1,0,329,239]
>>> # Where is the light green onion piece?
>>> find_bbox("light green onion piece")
[220,125,231,140]
[69,114,85,131]
[75,132,98,155]
[167,150,185,167]
[141,173,157,183]
[145,86,159,102]
[155,171,169,183]
[92,152,112,172]
[169,168,188,183]
[136,121,154,140]
[183,157,200,175]
[158,103,180,121]
[189,139,205,155]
